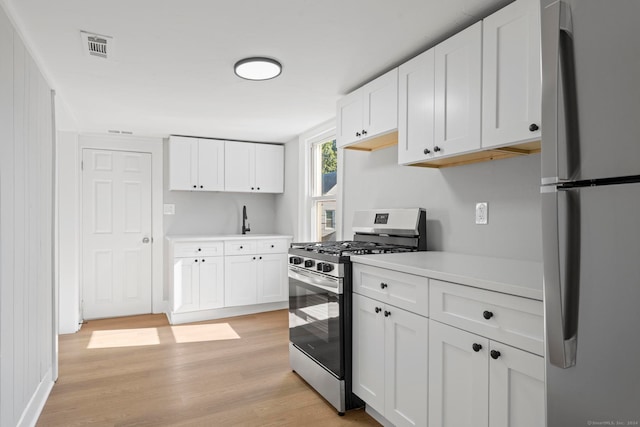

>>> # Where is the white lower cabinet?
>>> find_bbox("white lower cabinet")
[352,293,429,427]
[168,236,289,323]
[173,256,224,312]
[225,251,287,307]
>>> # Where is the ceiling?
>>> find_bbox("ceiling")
[4,0,511,143]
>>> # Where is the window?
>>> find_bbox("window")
[311,139,337,242]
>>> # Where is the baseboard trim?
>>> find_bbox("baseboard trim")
[167,301,288,325]
[17,367,54,427]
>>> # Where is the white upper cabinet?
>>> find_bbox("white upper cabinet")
[434,21,483,157]
[398,48,436,165]
[482,0,541,148]
[337,68,398,149]
[225,141,284,193]
[168,136,224,191]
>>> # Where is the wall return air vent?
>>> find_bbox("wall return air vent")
[80,31,114,59]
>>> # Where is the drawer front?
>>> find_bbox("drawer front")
[256,239,288,254]
[174,241,223,258]
[224,240,257,255]
[429,280,544,355]
[353,263,429,317]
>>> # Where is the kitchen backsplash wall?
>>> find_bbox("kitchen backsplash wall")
[341,146,542,262]
[162,139,279,236]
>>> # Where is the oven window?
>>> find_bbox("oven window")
[289,277,343,378]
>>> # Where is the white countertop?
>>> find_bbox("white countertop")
[351,251,543,301]
[166,234,292,242]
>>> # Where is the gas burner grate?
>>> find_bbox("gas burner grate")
[290,240,415,256]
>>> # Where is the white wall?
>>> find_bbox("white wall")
[0,4,56,425]
[341,146,542,261]
[274,137,299,238]
[56,132,80,333]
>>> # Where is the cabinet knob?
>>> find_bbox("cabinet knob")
[433,146,441,152]
[200,185,203,188]
[193,185,197,188]
[195,259,198,262]
[423,148,431,154]
[202,259,205,262]
[271,245,274,248]
[251,187,255,190]
[375,307,381,314]
[240,246,243,249]
[362,129,367,135]
[198,248,202,252]
[259,256,262,260]
[355,132,361,137]
[483,310,494,320]
[472,343,482,352]
[529,123,539,132]
[384,310,391,317]
[490,350,501,360]
[253,257,256,260]
[380,282,388,289]
[257,187,260,190]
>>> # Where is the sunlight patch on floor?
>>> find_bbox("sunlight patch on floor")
[87,328,160,349]
[170,323,241,343]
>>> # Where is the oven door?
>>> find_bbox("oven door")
[288,266,344,379]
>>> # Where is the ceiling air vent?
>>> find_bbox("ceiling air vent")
[80,31,114,59]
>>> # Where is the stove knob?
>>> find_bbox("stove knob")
[322,263,334,273]
[316,262,325,271]
[304,259,315,268]
[289,256,303,265]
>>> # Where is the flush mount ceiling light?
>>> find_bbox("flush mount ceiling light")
[234,57,282,81]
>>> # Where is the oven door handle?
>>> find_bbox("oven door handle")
[289,268,342,294]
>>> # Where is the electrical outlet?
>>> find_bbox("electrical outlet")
[475,202,488,225]
[163,204,175,215]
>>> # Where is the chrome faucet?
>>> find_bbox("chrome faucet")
[242,205,250,234]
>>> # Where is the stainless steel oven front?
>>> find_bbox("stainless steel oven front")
[288,266,344,378]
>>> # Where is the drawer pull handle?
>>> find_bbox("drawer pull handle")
[472,343,482,352]
[375,307,382,314]
[490,350,501,360]
[380,282,388,289]
[384,310,391,317]
[483,310,494,320]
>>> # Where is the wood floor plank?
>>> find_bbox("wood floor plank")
[37,310,380,426]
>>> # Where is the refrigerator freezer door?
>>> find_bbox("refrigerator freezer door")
[541,0,640,182]
[545,182,640,425]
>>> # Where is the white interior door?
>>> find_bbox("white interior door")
[82,149,152,319]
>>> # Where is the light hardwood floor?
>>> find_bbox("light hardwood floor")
[38,310,380,426]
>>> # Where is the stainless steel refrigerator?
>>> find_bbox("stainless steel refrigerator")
[540,0,640,425]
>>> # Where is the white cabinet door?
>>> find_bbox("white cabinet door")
[257,253,287,303]
[336,90,363,148]
[224,141,254,192]
[198,256,224,310]
[489,342,545,427]
[363,68,398,138]
[168,136,198,190]
[398,48,435,165]
[482,0,541,148]
[255,144,284,193]
[224,254,257,307]
[429,321,489,427]
[384,306,429,427]
[197,139,225,191]
[352,294,386,412]
[435,21,482,156]
[173,258,200,312]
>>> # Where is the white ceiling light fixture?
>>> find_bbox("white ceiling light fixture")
[234,57,282,81]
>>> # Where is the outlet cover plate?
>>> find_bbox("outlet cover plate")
[475,202,488,225]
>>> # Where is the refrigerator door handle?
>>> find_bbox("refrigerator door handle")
[541,186,577,368]
[541,1,575,184]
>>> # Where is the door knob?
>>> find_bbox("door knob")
[142,237,150,244]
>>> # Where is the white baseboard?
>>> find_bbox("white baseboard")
[167,301,288,325]
[365,404,395,427]
[17,367,54,427]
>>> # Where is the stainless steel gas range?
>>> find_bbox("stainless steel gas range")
[288,208,427,415]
